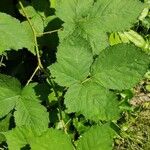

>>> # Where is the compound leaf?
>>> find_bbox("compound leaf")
[91,44,150,90]
[77,124,116,150]
[65,81,120,121]
[0,74,49,134]
[55,0,144,54]
[50,36,93,87]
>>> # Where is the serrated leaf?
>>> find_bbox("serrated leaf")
[0,74,49,134]
[88,0,144,32]
[18,2,45,34]
[21,17,44,53]
[56,0,144,54]
[73,118,90,135]
[50,36,93,87]
[20,83,38,99]
[91,44,150,90]
[30,129,73,150]
[56,0,93,23]
[2,126,34,150]
[0,74,21,117]
[0,13,34,54]
[15,84,49,134]
[0,114,11,143]
[14,99,48,134]
[18,0,51,18]
[29,15,44,33]
[3,127,73,150]
[21,21,35,54]
[65,81,120,121]
[77,124,116,150]
[18,0,37,18]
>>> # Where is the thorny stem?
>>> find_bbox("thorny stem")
[19,1,67,133]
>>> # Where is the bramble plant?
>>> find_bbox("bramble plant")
[0,0,149,150]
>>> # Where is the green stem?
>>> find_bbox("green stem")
[0,55,5,67]
[37,28,63,37]
[19,1,43,68]
[19,0,66,133]
[26,66,39,86]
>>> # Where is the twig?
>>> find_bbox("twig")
[0,55,5,67]
[37,28,63,37]
[26,66,39,86]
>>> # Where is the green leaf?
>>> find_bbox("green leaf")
[56,0,93,23]
[15,84,49,134]
[73,118,90,135]
[21,16,45,53]
[0,74,21,117]
[91,44,150,90]
[3,127,73,150]
[30,15,44,33]
[2,126,34,150]
[0,74,49,134]
[0,13,34,54]
[20,83,38,99]
[14,99,48,134]
[0,114,11,143]
[18,0,37,18]
[50,0,56,8]
[56,0,144,54]
[21,21,35,54]
[50,36,93,87]
[18,1,45,34]
[30,129,73,150]
[18,0,51,18]
[89,0,144,32]
[65,81,120,121]
[77,124,116,150]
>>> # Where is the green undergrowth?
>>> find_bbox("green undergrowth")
[114,103,150,150]
[114,75,150,150]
